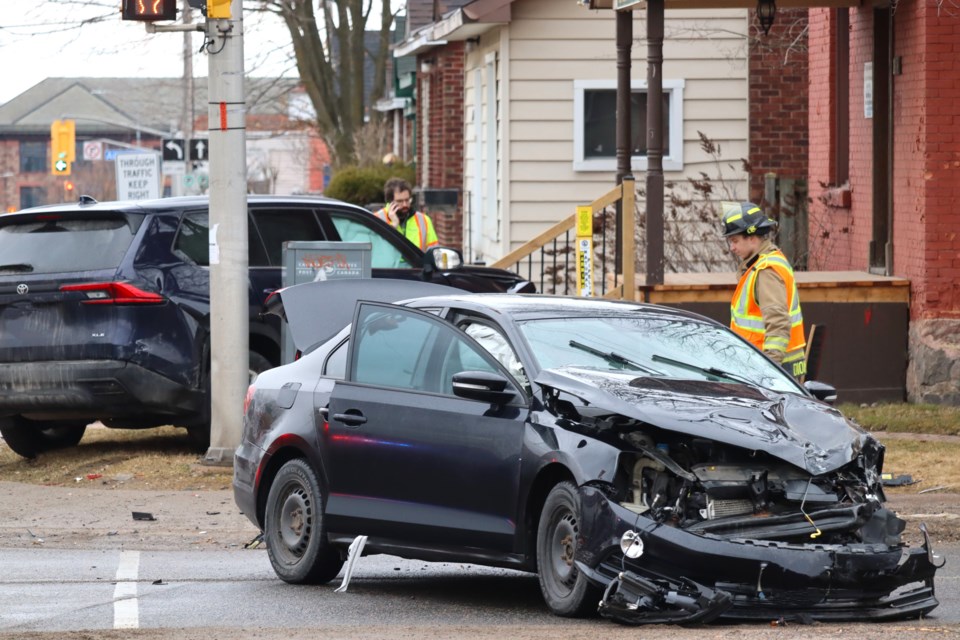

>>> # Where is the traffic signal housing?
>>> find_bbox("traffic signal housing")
[121,0,178,21]
[187,0,231,19]
[50,119,76,176]
[207,0,231,18]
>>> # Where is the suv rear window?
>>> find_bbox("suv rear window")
[0,216,139,275]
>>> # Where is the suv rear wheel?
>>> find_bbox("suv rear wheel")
[0,416,87,459]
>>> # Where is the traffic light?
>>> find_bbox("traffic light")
[50,119,76,176]
[121,0,177,21]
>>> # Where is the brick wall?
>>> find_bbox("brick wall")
[417,42,465,250]
[893,1,929,316]
[918,4,960,320]
[749,8,809,202]
[806,8,855,270]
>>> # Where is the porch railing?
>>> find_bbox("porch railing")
[491,177,636,299]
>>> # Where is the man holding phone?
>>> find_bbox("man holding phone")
[373,178,439,251]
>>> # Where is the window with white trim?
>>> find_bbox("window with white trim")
[573,79,685,172]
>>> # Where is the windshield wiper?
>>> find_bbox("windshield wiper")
[651,354,763,388]
[569,340,662,375]
[0,263,33,273]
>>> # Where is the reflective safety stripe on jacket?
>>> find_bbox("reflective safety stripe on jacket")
[730,249,807,376]
[373,209,438,251]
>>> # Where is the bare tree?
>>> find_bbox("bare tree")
[259,0,394,168]
[28,1,395,169]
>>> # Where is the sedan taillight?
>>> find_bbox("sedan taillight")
[243,384,256,415]
[60,282,165,305]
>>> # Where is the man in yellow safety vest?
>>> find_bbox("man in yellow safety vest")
[373,178,439,252]
[722,201,807,380]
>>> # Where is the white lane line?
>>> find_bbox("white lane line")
[114,550,140,629]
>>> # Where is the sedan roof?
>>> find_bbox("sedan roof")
[269,280,718,351]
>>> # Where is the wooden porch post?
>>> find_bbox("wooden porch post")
[645,0,665,286]
[615,9,633,275]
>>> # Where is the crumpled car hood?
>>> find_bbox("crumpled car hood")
[535,366,871,475]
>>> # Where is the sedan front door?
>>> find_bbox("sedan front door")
[323,302,527,553]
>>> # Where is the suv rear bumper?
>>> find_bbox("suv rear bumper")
[0,360,203,421]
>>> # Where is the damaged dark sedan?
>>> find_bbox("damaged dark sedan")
[234,281,940,624]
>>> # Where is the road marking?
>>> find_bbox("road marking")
[114,550,140,629]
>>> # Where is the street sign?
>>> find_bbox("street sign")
[163,138,209,161]
[190,139,208,161]
[82,141,103,161]
[614,0,644,9]
[115,152,161,201]
[162,138,186,161]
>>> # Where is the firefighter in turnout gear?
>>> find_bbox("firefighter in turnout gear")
[722,202,807,380]
[373,178,439,252]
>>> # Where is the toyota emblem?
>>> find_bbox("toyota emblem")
[16,284,28,295]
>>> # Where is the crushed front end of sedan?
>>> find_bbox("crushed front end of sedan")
[535,369,942,624]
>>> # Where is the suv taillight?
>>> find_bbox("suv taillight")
[60,282,165,305]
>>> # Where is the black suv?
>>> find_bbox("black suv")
[0,195,533,458]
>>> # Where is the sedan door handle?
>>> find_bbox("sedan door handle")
[332,412,367,426]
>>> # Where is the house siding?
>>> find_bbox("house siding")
[470,0,750,268]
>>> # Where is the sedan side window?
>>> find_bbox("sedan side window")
[324,339,348,379]
[352,307,438,391]
[351,304,516,399]
[462,322,529,390]
[328,213,413,269]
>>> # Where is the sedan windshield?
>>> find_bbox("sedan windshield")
[518,315,801,394]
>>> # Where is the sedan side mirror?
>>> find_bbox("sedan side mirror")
[422,246,463,280]
[803,379,837,405]
[451,370,517,405]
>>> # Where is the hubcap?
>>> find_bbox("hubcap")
[552,512,578,587]
[279,487,311,553]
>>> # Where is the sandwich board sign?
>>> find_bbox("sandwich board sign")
[115,151,161,201]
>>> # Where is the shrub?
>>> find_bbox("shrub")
[325,162,415,207]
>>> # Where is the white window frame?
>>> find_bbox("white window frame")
[573,78,685,172]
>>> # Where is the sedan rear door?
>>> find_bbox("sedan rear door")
[323,302,527,553]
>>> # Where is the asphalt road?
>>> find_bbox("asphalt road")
[0,544,957,637]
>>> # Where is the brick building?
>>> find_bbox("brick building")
[808,3,960,403]
[416,41,467,250]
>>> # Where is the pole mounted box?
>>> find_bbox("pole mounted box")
[50,119,76,176]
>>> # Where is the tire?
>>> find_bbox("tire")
[264,459,344,584]
[0,416,87,459]
[183,350,272,452]
[249,350,273,383]
[536,481,601,617]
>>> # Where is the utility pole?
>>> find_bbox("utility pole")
[203,0,248,464]
[182,0,195,195]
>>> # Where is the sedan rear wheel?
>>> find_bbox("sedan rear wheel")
[0,416,87,459]
[536,481,601,617]
[264,459,344,584]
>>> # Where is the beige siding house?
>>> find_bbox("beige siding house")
[421,0,750,267]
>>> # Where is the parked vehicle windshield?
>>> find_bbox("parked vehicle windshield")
[0,216,138,274]
[518,315,800,393]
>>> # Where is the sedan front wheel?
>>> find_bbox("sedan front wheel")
[536,481,601,617]
[264,459,344,584]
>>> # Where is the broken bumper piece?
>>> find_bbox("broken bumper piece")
[575,486,939,623]
[590,569,733,625]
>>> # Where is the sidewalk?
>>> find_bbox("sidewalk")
[0,481,260,551]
